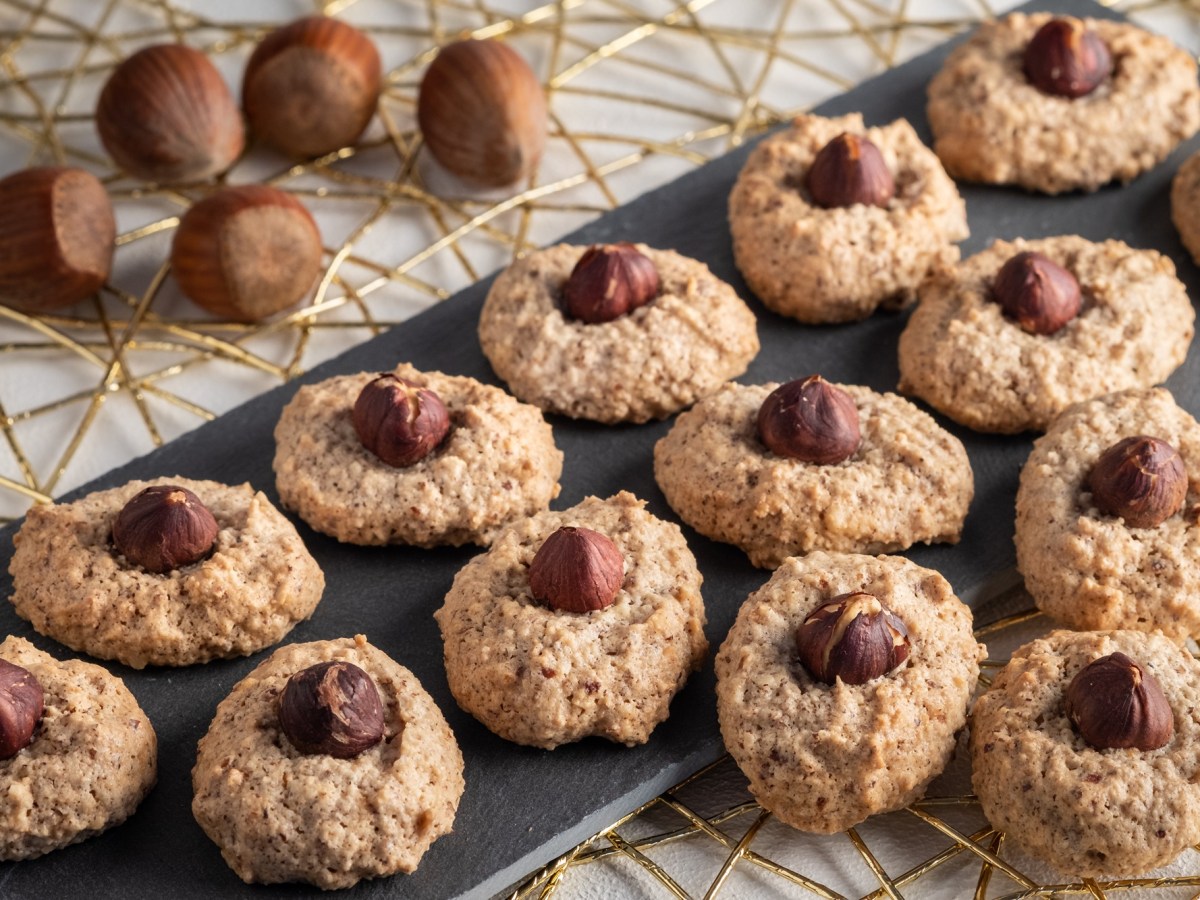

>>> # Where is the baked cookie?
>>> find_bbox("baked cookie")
[192,634,463,889]
[653,377,973,568]
[0,636,156,860]
[715,551,983,833]
[1015,387,1200,642]
[728,112,968,323]
[1171,148,1200,265]
[477,243,759,423]
[274,362,562,546]
[927,13,1200,194]
[972,629,1200,876]
[898,236,1193,433]
[434,492,708,749]
[9,477,324,668]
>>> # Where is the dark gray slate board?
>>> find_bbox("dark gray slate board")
[2,0,1197,896]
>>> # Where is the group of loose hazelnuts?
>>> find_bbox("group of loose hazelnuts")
[0,16,548,323]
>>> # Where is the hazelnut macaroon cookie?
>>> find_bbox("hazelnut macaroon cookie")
[273,362,563,546]
[1170,149,1200,265]
[654,375,973,568]
[716,551,983,833]
[477,242,759,423]
[192,635,463,888]
[898,236,1193,433]
[728,112,968,323]
[972,630,1200,876]
[8,477,324,669]
[927,13,1200,194]
[0,636,157,860]
[1015,387,1200,642]
[434,491,708,749]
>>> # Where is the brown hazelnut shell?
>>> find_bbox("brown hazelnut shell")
[562,243,660,323]
[795,592,910,685]
[1024,18,1112,99]
[1064,651,1173,751]
[112,484,219,574]
[0,658,43,760]
[1087,435,1188,528]
[992,250,1081,336]
[805,133,895,210]
[528,526,624,613]
[278,660,385,758]
[352,374,451,468]
[757,375,861,464]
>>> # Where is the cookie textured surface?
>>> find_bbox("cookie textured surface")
[898,236,1193,434]
[1015,388,1200,642]
[434,492,707,749]
[8,477,324,668]
[972,629,1200,876]
[715,552,982,833]
[273,363,562,546]
[0,636,156,860]
[1171,149,1200,265]
[477,244,759,423]
[728,112,967,323]
[192,635,464,889]
[653,380,973,568]
[927,12,1200,194]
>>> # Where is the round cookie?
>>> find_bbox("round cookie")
[434,492,708,749]
[192,634,463,889]
[8,477,324,668]
[273,362,563,546]
[0,636,157,860]
[971,629,1200,876]
[898,236,1193,434]
[1015,387,1200,642]
[927,12,1200,194]
[477,243,759,423]
[653,380,973,568]
[728,112,968,323]
[715,551,983,834]
[1171,149,1200,265]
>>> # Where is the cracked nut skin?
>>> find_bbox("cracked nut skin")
[1024,18,1112,99]
[352,374,451,468]
[757,375,861,464]
[805,133,895,210]
[796,592,911,685]
[528,526,624,613]
[279,660,385,758]
[0,658,43,760]
[418,38,547,187]
[96,44,244,183]
[1065,651,1173,751]
[992,251,1082,335]
[112,484,220,574]
[562,243,661,324]
[1087,435,1188,528]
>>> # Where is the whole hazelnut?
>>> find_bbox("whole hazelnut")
[417,39,547,187]
[279,660,385,758]
[96,44,244,183]
[1087,435,1188,528]
[1065,651,1173,751]
[353,374,450,468]
[528,526,624,614]
[757,375,861,464]
[796,592,911,685]
[562,243,660,324]
[112,484,219,574]
[243,16,382,159]
[992,251,1082,335]
[1024,18,1112,99]
[0,659,44,760]
[805,133,895,210]
[170,185,323,322]
[0,167,115,313]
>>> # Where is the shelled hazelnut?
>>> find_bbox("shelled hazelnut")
[243,16,383,159]
[796,592,911,685]
[1087,435,1188,528]
[562,243,660,323]
[111,484,219,574]
[0,166,115,313]
[96,44,244,183]
[170,184,323,322]
[757,375,861,464]
[528,526,624,613]
[0,659,43,759]
[1065,652,1173,750]
[352,374,451,468]
[805,133,895,209]
[417,38,547,187]
[1024,18,1112,99]
[992,251,1081,335]
[279,660,385,758]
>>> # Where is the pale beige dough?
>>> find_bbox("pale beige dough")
[1170,149,1200,264]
